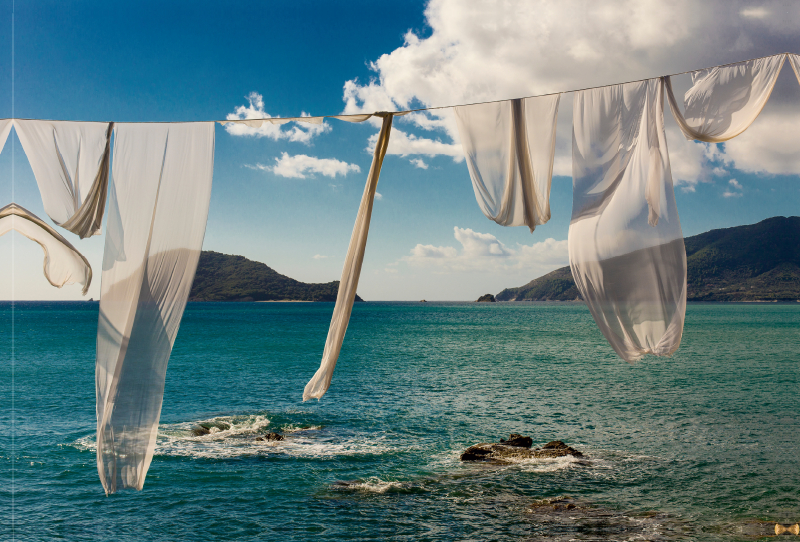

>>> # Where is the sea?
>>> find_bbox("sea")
[2,301,799,541]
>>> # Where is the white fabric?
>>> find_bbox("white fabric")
[570,78,686,363]
[0,203,92,294]
[303,114,393,401]
[0,119,12,152]
[665,54,785,143]
[95,122,215,494]
[454,96,560,232]
[14,119,113,238]
[789,54,800,84]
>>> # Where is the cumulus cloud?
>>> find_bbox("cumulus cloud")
[248,153,361,179]
[226,92,330,143]
[723,178,744,197]
[716,110,800,175]
[340,0,800,181]
[401,226,568,274]
[410,158,429,169]
[313,254,328,259]
[375,192,383,200]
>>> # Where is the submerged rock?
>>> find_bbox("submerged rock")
[191,421,232,436]
[255,432,284,442]
[460,435,583,462]
[476,294,496,302]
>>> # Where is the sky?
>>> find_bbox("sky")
[1,0,799,301]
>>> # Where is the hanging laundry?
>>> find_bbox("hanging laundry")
[95,122,215,494]
[570,78,686,363]
[0,119,12,152]
[303,113,393,401]
[15,120,113,238]
[788,54,800,83]
[0,203,92,294]
[454,95,560,232]
[665,53,785,143]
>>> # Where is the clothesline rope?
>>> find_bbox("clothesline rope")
[1,52,793,125]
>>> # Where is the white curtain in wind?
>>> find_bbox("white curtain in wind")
[95,122,215,494]
[0,203,92,294]
[570,78,686,363]
[14,119,113,238]
[303,114,393,401]
[454,95,560,232]
[0,119,12,152]
[664,54,785,143]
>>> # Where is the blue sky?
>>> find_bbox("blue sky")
[2,0,800,301]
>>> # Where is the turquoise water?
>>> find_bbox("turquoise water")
[2,301,799,541]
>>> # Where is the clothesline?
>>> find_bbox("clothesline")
[1,51,792,125]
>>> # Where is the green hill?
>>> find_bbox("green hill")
[189,251,362,302]
[496,216,800,302]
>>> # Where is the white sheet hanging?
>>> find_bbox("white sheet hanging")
[303,114,393,401]
[15,119,113,238]
[788,54,800,84]
[570,78,686,363]
[454,95,560,232]
[0,203,92,294]
[95,122,214,494]
[664,53,785,143]
[0,119,12,152]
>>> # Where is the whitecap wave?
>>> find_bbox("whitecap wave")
[333,477,408,494]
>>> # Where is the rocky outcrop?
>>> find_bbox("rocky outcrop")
[461,434,583,462]
[255,432,284,442]
[476,294,496,302]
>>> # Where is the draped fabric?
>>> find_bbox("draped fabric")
[15,120,113,238]
[0,118,12,152]
[664,54,785,143]
[0,203,92,294]
[789,54,800,84]
[570,78,686,363]
[303,114,393,401]
[95,122,215,494]
[454,95,560,232]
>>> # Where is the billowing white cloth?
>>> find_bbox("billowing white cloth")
[15,119,113,238]
[303,114,393,401]
[0,119,12,152]
[789,54,800,84]
[570,78,686,363]
[454,96,560,232]
[665,54,785,143]
[95,122,214,494]
[0,203,92,294]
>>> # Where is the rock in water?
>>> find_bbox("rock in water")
[476,294,496,302]
[255,432,284,442]
[461,434,583,462]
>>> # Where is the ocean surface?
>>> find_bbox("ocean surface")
[2,301,799,541]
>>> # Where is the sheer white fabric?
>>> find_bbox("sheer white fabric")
[303,114,393,401]
[570,78,686,363]
[454,96,560,232]
[0,203,92,294]
[96,122,215,494]
[14,120,113,238]
[0,119,12,152]
[789,54,800,84]
[664,54,785,143]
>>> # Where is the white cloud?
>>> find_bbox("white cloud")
[226,92,330,143]
[313,254,327,259]
[723,178,744,197]
[401,226,568,274]
[375,192,383,200]
[339,0,800,180]
[729,179,742,189]
[249,153,361,179]
[716,110,800,175]
[410,158,429,169]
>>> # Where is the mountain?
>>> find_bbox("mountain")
[189,251,361,302]
[496,216,800,302]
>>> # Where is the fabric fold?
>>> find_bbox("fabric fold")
[664,53,785,143]
[95,122,215,494]
[570,78,686,363]
[303,113,393,401]
[0,119,12,153]
[0,202,92,294]
[454,95,560,232]
[788,54,800,84]
[15,119,114,238]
